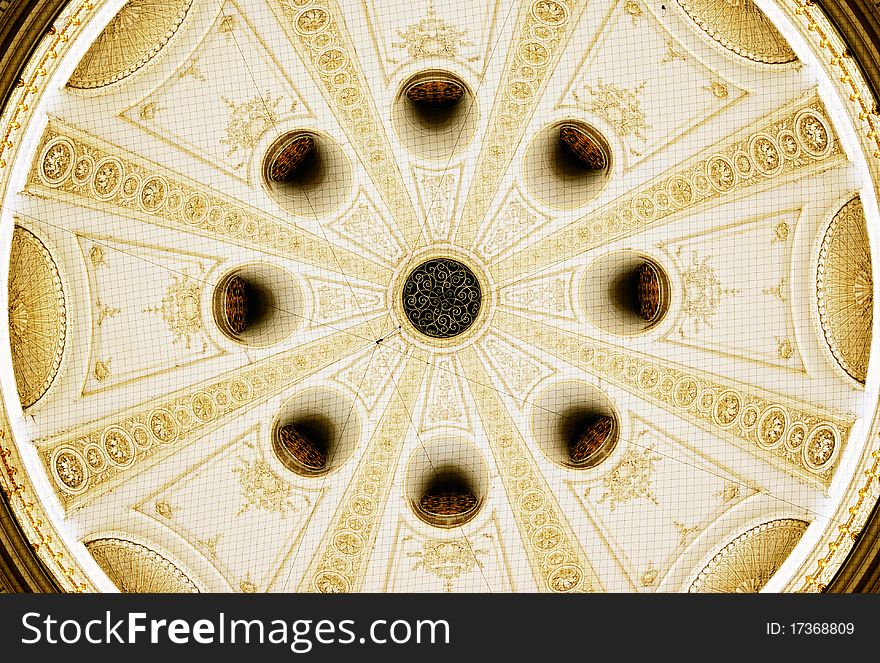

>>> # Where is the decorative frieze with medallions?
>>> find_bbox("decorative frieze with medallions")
[302,354,427,593]
[496,311,854,489]
[494,92,844,282]
[460,347,602,593]
[39,321,377,508]
[26,121,391,286]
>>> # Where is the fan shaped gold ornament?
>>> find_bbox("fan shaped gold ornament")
[689,519,809,592]
[676,0,798,65]
[86,538,199,593]
[7,227,66,409]
[67,0,194,89]
[817,196,873,384]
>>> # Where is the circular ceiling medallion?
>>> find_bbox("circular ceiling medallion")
[817,196,873,384]
[401,258,483,339]
[8,226,66,409]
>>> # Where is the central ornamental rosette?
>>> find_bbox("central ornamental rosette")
[401,258,483,340]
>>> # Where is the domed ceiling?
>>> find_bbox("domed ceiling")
[1,0,879,593]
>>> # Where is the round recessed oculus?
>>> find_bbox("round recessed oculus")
[401,258,482,339]
[393,71,478,160]
[265,132,316,182]
[524,120,612,209]
[558,122,608,170]
[568,414,618,468]
[277,424,327,473]
[262,130,352,217]
[271,388,362,479]
[405,437,489,529]
[404,77,466,107]
[532,381,621,470]
[415,488,481,528]
[211,263,302,348]
[581,252,672,336]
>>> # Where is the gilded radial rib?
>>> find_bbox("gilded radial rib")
[453,0,591,249]
[39,321,378,510]
[493,91,844,284]
[459,347,602,592]
[27,120,390,286]
[270,0,422,250]
[496,311,853,490]
[303,352,427,592]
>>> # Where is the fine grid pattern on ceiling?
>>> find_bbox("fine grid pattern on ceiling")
[0,0,878,595]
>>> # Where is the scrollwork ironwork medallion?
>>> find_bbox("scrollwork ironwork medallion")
[402,259,482,339]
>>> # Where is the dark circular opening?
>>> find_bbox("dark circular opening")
[558,122,608,171]
[558,406,619,469]
[274,414,335,476]
[262,131,352,217]
[402,258,482,339]
[393,72,477,160]
[266,133,315,182]
[582,253,671,336]
[610,259,669,325]
[415,472,481,528]
[213,273,273,340]
[523,120,611,209]
[405,78,466,108]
